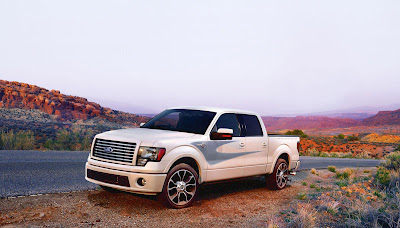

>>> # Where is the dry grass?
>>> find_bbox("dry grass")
[288,204,317,228]
[277,154,400,227]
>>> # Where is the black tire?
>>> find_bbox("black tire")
[266,159,289,190]
[99,185,120,193]
[159,163,199,209]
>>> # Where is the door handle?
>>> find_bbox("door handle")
[262,143,267,148]
[239,142,245,147]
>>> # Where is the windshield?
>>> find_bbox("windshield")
[141,109,216,134]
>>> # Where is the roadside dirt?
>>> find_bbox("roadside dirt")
[0,174,307,227]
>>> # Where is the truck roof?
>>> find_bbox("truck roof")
[169,106,259,115]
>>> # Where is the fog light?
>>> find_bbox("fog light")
[137,178,146,186]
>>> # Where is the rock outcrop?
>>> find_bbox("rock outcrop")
[0,80,148,124]
[362,109,400,126]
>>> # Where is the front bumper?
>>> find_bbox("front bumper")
[85,162,167,195]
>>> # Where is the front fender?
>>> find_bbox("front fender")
[162,145,207,183]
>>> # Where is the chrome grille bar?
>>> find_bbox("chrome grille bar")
[92,138,136,163]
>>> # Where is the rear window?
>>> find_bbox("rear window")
[238,114,263,136]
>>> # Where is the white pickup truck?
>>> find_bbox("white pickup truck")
[85,107,300,208]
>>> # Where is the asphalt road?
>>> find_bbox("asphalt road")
[0,151,383,198]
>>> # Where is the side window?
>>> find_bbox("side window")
[212,113,241,137]
[238,114,263,137]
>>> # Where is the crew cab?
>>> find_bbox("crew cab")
[85,107,300,208]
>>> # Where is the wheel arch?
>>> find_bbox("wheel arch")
[162,146,206,183]
[267,145,291,173]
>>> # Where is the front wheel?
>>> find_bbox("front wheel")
[159,164,199,209]
[266,159,289,190]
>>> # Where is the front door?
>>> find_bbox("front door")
[205,113,246,182]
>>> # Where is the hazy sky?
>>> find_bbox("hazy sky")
[1,0,399,115]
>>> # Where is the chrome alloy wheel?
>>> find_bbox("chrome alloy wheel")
[276,162,288,188]
[167,169,197,206]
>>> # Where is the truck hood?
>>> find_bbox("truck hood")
[95,128,196,145]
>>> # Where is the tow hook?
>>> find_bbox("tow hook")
[289,170,296,176]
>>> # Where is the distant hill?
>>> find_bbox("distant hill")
[262,116,362,131]
[0,80,148,125]
[362,109,400,126]
[318,113,374,120]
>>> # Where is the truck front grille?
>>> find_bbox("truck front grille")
[93,138,136,163]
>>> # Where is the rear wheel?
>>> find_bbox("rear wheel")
[159,164,199,209]
[267,159,289,190]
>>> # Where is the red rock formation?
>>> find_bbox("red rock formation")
[362,109,400,126]
[0,80,149,124]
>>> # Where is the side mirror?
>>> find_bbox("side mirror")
[140,123,145,127]
[210,128,233,140]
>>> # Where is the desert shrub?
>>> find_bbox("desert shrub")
[337,134,345,139]
[288,204,317,228]
[336,180,349,187]
[310,184,316,188]
[336,168,354,180]
[344,168,354,176]
[0,130,36,150]
[285,129,308,138]
[376,167,391,186]
[383,152,400,171]
[330,152,338,158]
[44,128,94,151]
[305,148,320,157]
[320,152,329,157]
[296,193,307,200]
[302,182,307,186]
[311,168,317,175]
[355,151,371,159]
[395,144,400,151]
[347,135,360,141]
[328,166,336,173]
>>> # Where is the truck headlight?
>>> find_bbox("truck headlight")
[136,147,166,166]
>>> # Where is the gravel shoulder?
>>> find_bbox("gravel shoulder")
[0,173,307,227]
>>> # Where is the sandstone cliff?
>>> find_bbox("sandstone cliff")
[0,80,148,124]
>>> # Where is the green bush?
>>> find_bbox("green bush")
[395,144,400,151]
[44,128,94,151]
[0,130,36,150]
[347,135,360,141]
[375,167,390,186]
[285,129,308,138]
[297,193,307,200]
[337,134,345,139]
[336,169,354,180]
[328,166,336,173]
[382,152,400,171]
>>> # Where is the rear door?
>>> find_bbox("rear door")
[237,114,268,177]
[206,113,246,181]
